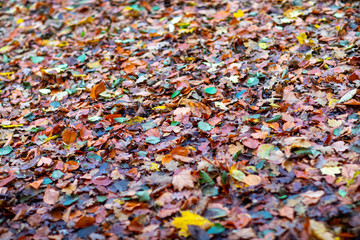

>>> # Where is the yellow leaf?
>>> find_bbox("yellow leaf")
[153,105,167,110]
[283,8,303,19]
[1,124,23,128]
[124,6,133,10]
[0,72,15,76]
[328,98,338,107]
[56,41,68,47]
[87,61,102,69]
[172,211,213,237]
[178,28,195,34]
[125,117,144,126]
[0,46,11,54]
[16,18,24,24]
[259,42,267,50]
[43,135,60,144]
[314,24,320,29]
[296,32,307,45]
[229,165,245,181]
[233,9,244,18]
[150,162,160,171]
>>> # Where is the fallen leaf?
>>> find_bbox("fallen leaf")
[172,211,213,237]
[62,129,77,145]
[43,186,59,205]
[90,82,106,99]
[75,215,95,228]
[172,169,195,191]
[243,175,262,186]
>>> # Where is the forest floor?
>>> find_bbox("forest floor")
[0,0,360,239]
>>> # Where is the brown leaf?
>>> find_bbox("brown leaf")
[172,169,194,191]
[62,129,77,145]
[242,138,260,149]
[75,215,95,228]
[43,186,59,205]
[90,81,106,99]
[0,172,16,187]
[92,176,113,186]
[279,206,294,220]
[242,175,262,186]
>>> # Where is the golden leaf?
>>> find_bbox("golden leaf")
[172,211,213,237]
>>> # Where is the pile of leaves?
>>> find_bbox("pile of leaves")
[0,0,360,239]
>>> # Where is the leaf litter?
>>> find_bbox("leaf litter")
[0,0,360,239]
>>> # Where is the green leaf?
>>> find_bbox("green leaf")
[77,54,86,63]
[208,223,225,234]
[171,90,181,98]
[2,54,9,63]
[66,88,77,95]
[96,196,107,202]
[51,170,64,179]
[246,77,259,87]
[266,114,281,123]
[198,121,212,131]
[171,121,180,126]
[145,136,161,144]
[63,195,79,206]
[114,117,128,123]
[29,127,45,133]
[0,145,12,156]
[30,56,44,64]
[136,190,150,202]
[204,87,217,95]
[199,171,215,186]
[80,30,86,37]
[221,171,228,185]
[338,189,347,197]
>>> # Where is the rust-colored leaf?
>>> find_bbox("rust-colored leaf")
[75,215,95,228]
[90,81,106,99]
[62,129,77,145]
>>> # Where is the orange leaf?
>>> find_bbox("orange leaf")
[62,129,77,145]
[170,146,189,156]
[162,154,173,165]
[90,81,106,99]
[30,179,43,189]
[75,215,95,228]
